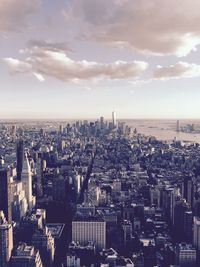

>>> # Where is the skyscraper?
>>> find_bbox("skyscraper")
[177,120,180,132]
[181,176,194,208]
[11,125,16,137]
[0,167,12,223]
[10,243,43,267]
[59,125,63,134]
[35,155,43,198]
[21,153,35,209]
[112,111,117,128]
[100,116,104,129]
[0,211,13,267]
[184,211,193,243]
[52,175,69,203]
[11,180,28,221]
[16,140,24,180]
[72,216,106,250]
[175,243,196,267]
[32,227,55,267]
[193,216,200,251]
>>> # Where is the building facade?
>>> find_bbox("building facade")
[72,218,106,250]
[0,211,13,267]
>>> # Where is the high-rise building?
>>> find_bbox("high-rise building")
[11,180,28,221]
[122,220,132,247]
[32,226,55,267]
[19,209,46,244]
[35,155,43,198]
[0,167,12,222]
[175,243,196,267]
[21,153,35,209]
[112,111,117,128]
[150,187,161,208]
[59,125,63,134]
[10,243,43,267]
[0,211,13,267]
[16,140,24,180]
[68,242,95,267]
[193,216,200,251]
[183,211,193,243]
[181,176,194,208]
[11,125,16,137]
[72,216,106,250]
[67,255,81,267]
[100,116,104,129]
[52,175,69,203]
[173,196,190,242]
[177,120,180,132]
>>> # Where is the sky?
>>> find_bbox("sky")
[1,0,200,119]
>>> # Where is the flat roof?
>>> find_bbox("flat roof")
[46,223,65,238]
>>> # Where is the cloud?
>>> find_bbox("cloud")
[64,0,200,56]
[33,72,45,82]
[153,62,200,80]
[0,0,41,32]
[3,58,32,73]
[3,45,148,82]
[26,40,73,53]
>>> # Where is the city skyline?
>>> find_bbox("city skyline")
[1,0,200,119]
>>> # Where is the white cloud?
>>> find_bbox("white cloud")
[0,0,41,32]
[64,0,200,56]
[33,72,45,82]
[3,58,32,73]
[153,62,200,80]
[3,45,148,82]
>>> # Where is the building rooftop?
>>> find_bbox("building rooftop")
[46,223,65,239]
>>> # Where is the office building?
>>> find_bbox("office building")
[16,140,24,180]
[183,211,193,243]
[67,255,81,267]
[72,216,106,250]
[193,216,200,251]
[21,153,35,209]
[0,167,12,222]
[19,209,46,244]
[32,226,55,267]
[59,125,63,134]
[11,180,28,221]
[0,211,13,267]
[122,220,132,247]
[112,111,117,128]
[35,156,43,198]
[68,242,95,267]
[100,116,104,129]
[150,187,161,208]
[181,176,194,208]
[177,120,180,132]
[11,125,16,136]
[52,175,69,203]
[10,243,43,267]
[175,243,196,267]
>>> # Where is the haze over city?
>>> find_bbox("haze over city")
[2,2,200,267]
[1,0,200,119]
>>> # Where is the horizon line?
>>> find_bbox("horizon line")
[1,117,200,122]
